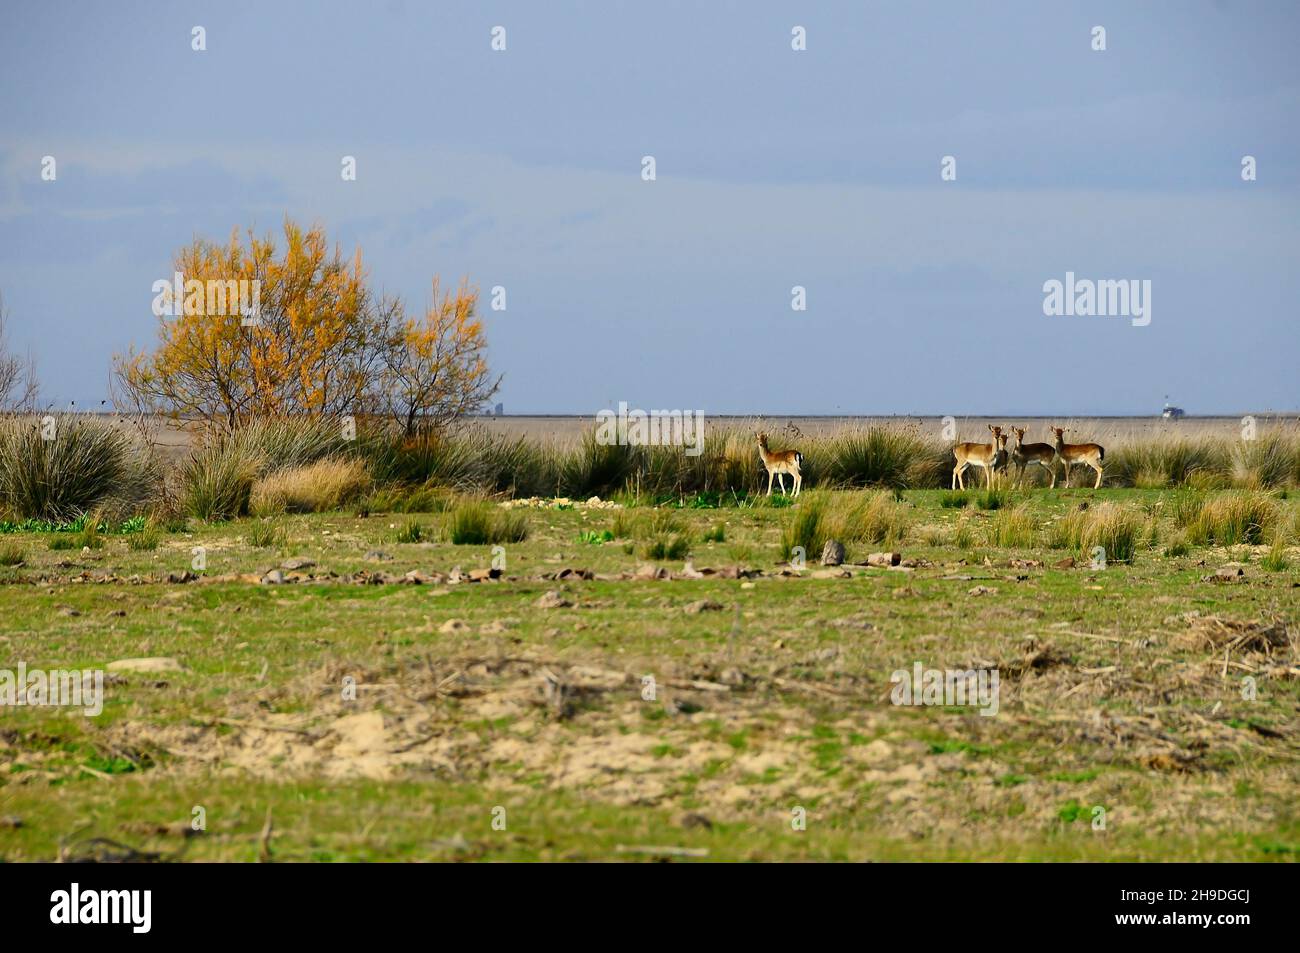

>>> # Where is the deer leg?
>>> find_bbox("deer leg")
[1093,464,1103,489]
[766,471,773,496]
[1062,463,1070,488]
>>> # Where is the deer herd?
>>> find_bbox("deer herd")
[951,425,1104,489]
[756,425,1105,497]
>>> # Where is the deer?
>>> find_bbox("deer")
[1050,426,1105,488]
[756,431,803,497]
[1009,426,1058,488]
[952,425,1008,490]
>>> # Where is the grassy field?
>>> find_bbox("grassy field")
[1,485,1298,861]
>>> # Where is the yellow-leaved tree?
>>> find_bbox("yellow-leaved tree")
[381,278,500,437]
[115,219,499,432]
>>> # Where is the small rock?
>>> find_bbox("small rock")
[820,540,845,566]
[0,815,22,830]
[812,568,852,579]
[536,590,572,609]
[1054,557,1077,569]
[58,606,81,617]
[260,569,285,585]
[439,619,470,634]
[867,552,902,567]
[1204,566,1245,583]
[281,557,316,571]
[364,550,393,562]
[968,585,998,596]
[679,812,713,830]
[106,657,185,674]
[684,599,724,614]
[165,570,196,584]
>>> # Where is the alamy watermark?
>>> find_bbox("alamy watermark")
[890,662,1000,716]
[1042,271,1150,327]
[152,271,261,325]
[1,663,103,717]
[594,402,705,456]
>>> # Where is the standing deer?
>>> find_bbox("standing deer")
[1009,426,1058,488]
[1050,426,1105,488]
[952,425,1008,490]
[756,431,803,497]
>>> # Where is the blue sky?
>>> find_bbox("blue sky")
[1,0,1297,414]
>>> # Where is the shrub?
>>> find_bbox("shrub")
[127,520,160,551]
[975,487,1006,511]
[0,416,157,520]
[1163,532,1191,558]
[394,519,424,543]
[179,436,260,521]
[779,493,826,562]
[250,458,369,513]
[447,501,529,545]
[559,432,637,498]
[810,427,941,489]
[940,491,970,509]
[988,504,1037,548]
[1184,491,1278,546]
[1106,436,1225,488]
[248,517,284,548]
[1229,431,1300,489]
[827,490,909,546]
[642,534,691,561]
[1080,503,1143,563]
[0,542,23,566]
[1261,537,1289,572]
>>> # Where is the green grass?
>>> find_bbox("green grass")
[1,486,1297,862]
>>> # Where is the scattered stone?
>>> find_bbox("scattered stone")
[812,568,852,579]
[107,657,185,674]
[968,585,998,596]
[820,540,845,566]
[867,552,902,567]
[679,812,713,830]
[260,569,286,585]
[1054,557,1077,569]
[165,570,196,584]
[58,606,81,617]
[439,619,470,634]
[536,590,572,609]
[1203,566,1245,583]
[684,599,724,614]
[467,568,499,582]
[281,557,316,571]
[364,550,393,561]
[107,609,126,617]
[0,815,22,830]
[634,564,669,581]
